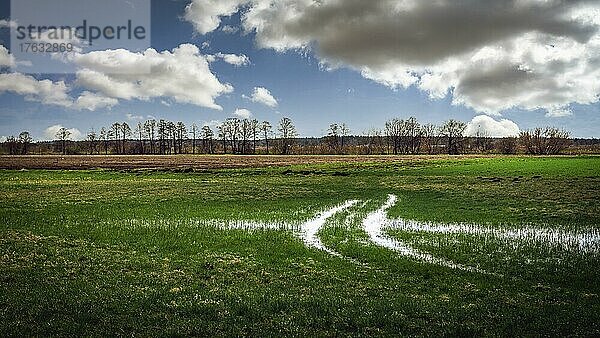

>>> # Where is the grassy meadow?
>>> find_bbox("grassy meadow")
[0,156,599,336]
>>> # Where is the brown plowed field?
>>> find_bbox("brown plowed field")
[0,155,490,170]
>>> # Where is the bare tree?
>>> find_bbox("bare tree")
[224,118,240,154]
[340,123,350,154]
[385,119,402,155]
[261,121,272,154]
[86,129,98,155]
[121,122,132,154]
[18,131,33,155]
[421,123,437,155]
[167,121,176,154]
[240,119,251,154]
[520,127,570,155]
[56,127,71,155]
[497,137,518,154]
[439,119,467,155]
[278,117,297,155]
[158,120,167,155]
[99,127,109,155]
[250,119,260,154]
[327,123,340,153]
[201,125,214,154]
[110,122,121,154]
[176,122,187,154]
[6,136,18,155]
[365,128,383,155]
[404,117,421,154]
[144,119,157,154]
[190,123,199,154]
[545,127,571,154]
[472,125,492,153]
[217,123,227,154]
[135,123,146,154]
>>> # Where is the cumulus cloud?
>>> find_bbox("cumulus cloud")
[208,52,251,66]
[0,43,233,111]
[233,108,252,119]
[70,44,233,110]
[221,25,240,34]
[184,0,243,34]
[0,19,18,29]
[126,113,144,121]
[545,107,573,118]
[38,28,85,53]
[0,73,73,107]
[465,115,520,138]
[43,124,83,141]
[203,119,222,128]
[185,0,600,116]
[0,72,118,111]
[74,91,118,111]
[246,87,278,108]
[0,45,15,67]
[0,45,78,107]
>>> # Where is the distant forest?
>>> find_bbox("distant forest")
[2,116,598,156]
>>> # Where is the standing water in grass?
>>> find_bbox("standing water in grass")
[301,200,358,257]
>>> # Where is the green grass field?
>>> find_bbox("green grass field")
[1,156,599,336]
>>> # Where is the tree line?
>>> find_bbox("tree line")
[1,116,578,156]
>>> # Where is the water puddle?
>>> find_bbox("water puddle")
[115,195,599,274]
[120,218,296,231]
[389,217,600,254]
[362,195,486,273]
[301,200,359,258]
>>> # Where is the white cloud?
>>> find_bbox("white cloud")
[0,43,192,114]
[74,91,118,111]
[545,106,573,118]
[0,71,118,111]
[221,25,240,34]
[233,108,252,119]
[361,66,417,91]
[184,0,243,35]
[0,46,74,107]
[186,0,600,117]
[208,52,251,66]
[0,73,72,107]
[43,124,83,141]
[0,45,15,67]
[126,113,144,121]
[39,28,85,52]
[203,119,222,128]
[465,115,520,138]
[0,19,18,29]
[70,44,233,110]
[247,87,278,108]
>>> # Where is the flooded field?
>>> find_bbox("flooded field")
[121,194,600,274]
[1,156,599,336]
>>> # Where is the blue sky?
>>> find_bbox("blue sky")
[1,0,599,140]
